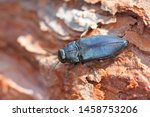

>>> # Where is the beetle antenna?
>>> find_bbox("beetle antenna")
[52,58,60,69]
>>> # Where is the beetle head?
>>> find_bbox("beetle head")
[58,49,66,63]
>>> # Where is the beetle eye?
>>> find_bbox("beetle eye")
[58,49,66,63]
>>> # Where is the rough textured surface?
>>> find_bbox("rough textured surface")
[85,0,150,27]
[0,0,150,99]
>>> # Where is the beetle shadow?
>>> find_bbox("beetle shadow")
[62,57,117,84]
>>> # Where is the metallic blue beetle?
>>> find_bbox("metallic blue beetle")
[58,35,128,63]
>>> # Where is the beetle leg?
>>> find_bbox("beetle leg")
[81,62,85,64]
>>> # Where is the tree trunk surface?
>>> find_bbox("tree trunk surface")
[0,0,150,99]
